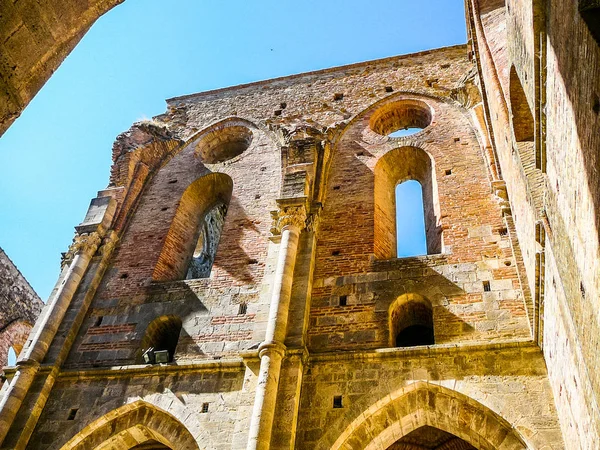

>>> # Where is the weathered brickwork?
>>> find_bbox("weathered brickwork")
[0,248,43,367]
[1,0,598,442]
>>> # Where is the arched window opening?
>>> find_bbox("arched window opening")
[579,1,600,45]
[7,347,17,366]
[138,316,182,364]
[153,172,233,282]
[395,180,427,257]
[389,294,434,348]
[195,123,253,164]
[370,99,432,139]
[186,201,228,279]
[388,425,476,450]
[375,146,442,259]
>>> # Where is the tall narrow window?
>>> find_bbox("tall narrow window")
[374,146,442,259]
[153,172,233,282]
[395,180,427,257]
[186,202,228,279]
[509,66,539,169]
[7,347,16,366]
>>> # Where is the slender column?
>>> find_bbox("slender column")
[0,232,101,445]
[247,205,305,450]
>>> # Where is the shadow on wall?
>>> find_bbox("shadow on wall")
[212,195,261,284]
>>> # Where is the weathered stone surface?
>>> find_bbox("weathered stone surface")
[1,0,598,445]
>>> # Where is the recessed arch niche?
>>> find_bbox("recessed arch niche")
[195,120,253,164]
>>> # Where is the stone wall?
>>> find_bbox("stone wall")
[0,0,123,136]
[0,248,43,366]
[466,0,600,447]
[0,45,569,449]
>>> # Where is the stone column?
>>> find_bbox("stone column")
[0,232,101,445]
[247,205,306,450]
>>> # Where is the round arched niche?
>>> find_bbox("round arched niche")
[369,99,433,137]
[195,122,253,164]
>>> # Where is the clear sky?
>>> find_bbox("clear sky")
[0,0,466,300]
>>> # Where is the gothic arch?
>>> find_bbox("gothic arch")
[58,400,200,450]
[327,382,528,450]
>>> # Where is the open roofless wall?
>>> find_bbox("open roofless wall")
[0,44,567,449]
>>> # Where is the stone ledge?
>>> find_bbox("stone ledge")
[308,337,537,362]
[49,357,246,380]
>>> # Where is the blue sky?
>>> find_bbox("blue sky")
[0,0,466,300]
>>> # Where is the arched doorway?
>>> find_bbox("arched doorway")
[387,425,476,449]
[59,401,200,450]
[327,382,528,450]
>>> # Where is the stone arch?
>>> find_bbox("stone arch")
[328,382,528,450]
[374,146,442,259]
[153,172,233,282]
[58,400,200,450]
[137,315,183,364]
[388,293,434,347]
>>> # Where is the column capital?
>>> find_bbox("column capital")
[61,231,103,268]
[270,204,307,236]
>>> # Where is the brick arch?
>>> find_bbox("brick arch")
[0,319,34,366]
[58,400,200,450]
[327,382,528,450]
[374,146,442,258]
[152,172,234,281]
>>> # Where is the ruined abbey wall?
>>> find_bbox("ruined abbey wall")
[467,0,600,447]
[0,1,598,448]
[0,44,565,450]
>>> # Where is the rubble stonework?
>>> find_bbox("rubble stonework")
[0,1,599,446]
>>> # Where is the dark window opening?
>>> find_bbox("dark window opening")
[94,316,103,327]
[483,280,491,292]
[138,316,182,364]
[339,295,347,306]
[390,296,434,348]
[333,395,343,408]
[395,324,435,347]
[239,303,248,315]
[334,93,344,101]
[201,402,209,413]
[67,408,78,420]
